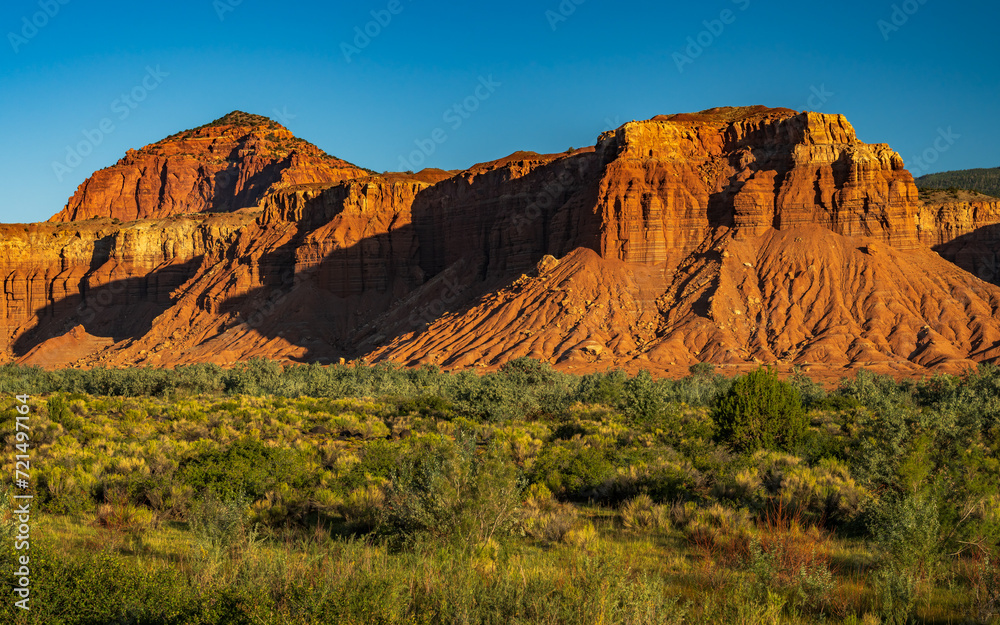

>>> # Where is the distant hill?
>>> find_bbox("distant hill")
[915,167,1000,198]
[918,187,999,205]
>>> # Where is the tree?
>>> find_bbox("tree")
[713,367,807,453]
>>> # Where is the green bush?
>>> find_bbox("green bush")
[868,491,941,573]
[189,492,253,551]
[712,368,807,453]
[575,369,628,406]
[838,369,914,413]
[531,442,617,499]
[873,562,918,625]
[620,370,668,424]
[178,437,306,502]
[381,432,523,544]
[342,439,401,492]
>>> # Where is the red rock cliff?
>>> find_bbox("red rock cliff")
[50,111,367,222]
[4,106,999,376]
[594,106,920,268]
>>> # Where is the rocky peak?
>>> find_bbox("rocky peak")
[50,111,368,223]
[198,110,283,129]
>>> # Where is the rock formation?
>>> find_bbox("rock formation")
[50,111,367,222]
[4,107,1000,376]
[917,189,1000,287]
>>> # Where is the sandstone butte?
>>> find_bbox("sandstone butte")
[3,105,1000,381]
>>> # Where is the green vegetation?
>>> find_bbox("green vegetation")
[915,167,1000,198]
[713,367,806,452]
[200,110,282,130]
[0,360,998,624]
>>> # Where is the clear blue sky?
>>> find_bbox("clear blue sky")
[1,0,997,223]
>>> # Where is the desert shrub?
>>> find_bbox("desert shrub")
[789,368,827,408]
[781,457,870,525]
[531,441,617,500]
[612,455,705,503]
[620,369,671,424]
[95,489,155,550]
[139,475,192,520]
[751,503,836,612]
[723,452,870,525]
[0,544,194,624]
[172,363,226,394]
[940,364,1000,437]
[444,360,578,421]
[575,369,628,406]
[499,356,559,387]
[246,481,313,527]
[339,484,385,531]
[713,367,807,453]
[845,405,914,488]
[939,443,1000,550]
[743,535,834,615]
[868,491,941,574]
[381,432,523,544]
[189,491,253,551]
[838,369,914,413]
[662,365,733,406]
[789,413,845,465]
[342,439,401,492]
[517,483,581,542]
[620,493,670,531]
[178,437,308,502]
[873,563,917,625]
[397,393,455,420]
[493,426,545,468]
[0,363,53,394]
[865,488,941,625]
[680,502,755,551]
[563,521,599,551]
[223,357,285,395]
[79,366,175,396]
[46,394,71,423]
[448,371,525,422]
[38,465,96,515]
[958,549,1000,623]
[689,362,716,377]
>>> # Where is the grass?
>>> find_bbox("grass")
[8,505,990,624]
[0,361,998,623]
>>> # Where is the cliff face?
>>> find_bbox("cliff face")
[50,112,367,222]
[0,214,252,364]
[594,107,920,268]
[917,193,1000,286]
[6,107,1000,375]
